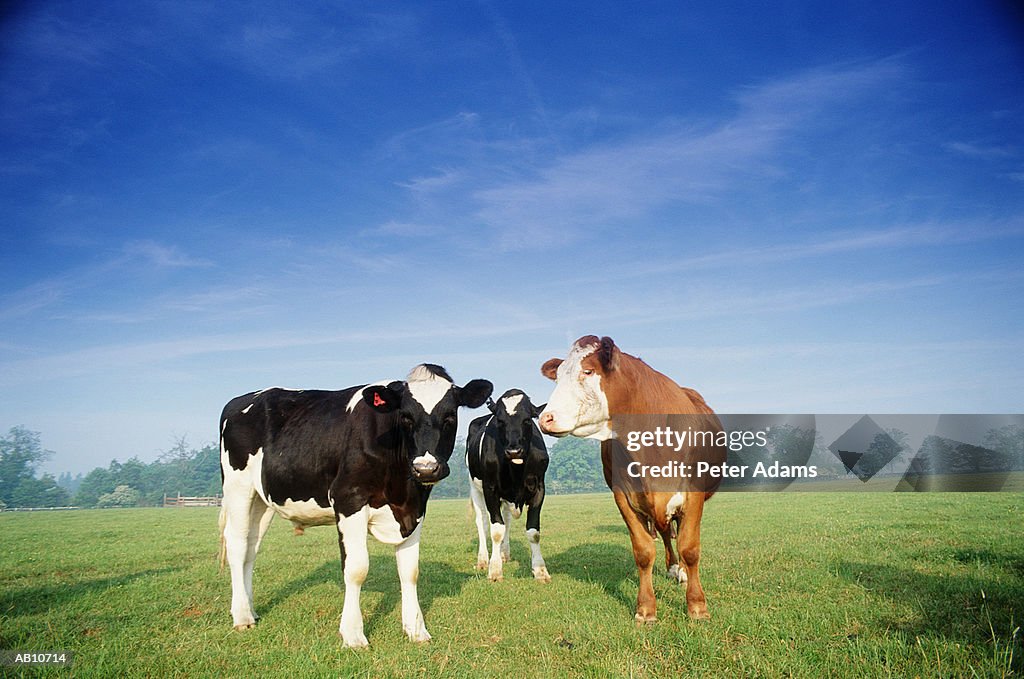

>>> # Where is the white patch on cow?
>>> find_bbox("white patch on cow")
[395,524,430,642]
[254,386,302,396]
[220,442,276,630]
[272,497,334,527]
[667,562,688,584]
[479,416,493,460]
[665,492,685,524]
[406,373,452,414]
[488,521,506,581]
[347,380,389,412]
[525,527,551,582]
[510,458,524,465]
[539,342,613,439]
[241,403,254,414]
[501,393,524,415]
[337,509,370,648]
[412,452,437,467]
[500,502,512,561]
[367,503,408,545]
[469,479,489,570]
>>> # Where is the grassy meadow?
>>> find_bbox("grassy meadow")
[1,492,1021,677]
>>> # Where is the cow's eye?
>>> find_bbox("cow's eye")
[399,413,415,428]
[582,369,594,376]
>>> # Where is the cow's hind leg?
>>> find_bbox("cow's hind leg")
[337,508,370,648]
[524,504,550,583]
[223,488,262,630]
[500,501,512,563]
[395,525,430,643]
[469,480,489,570]
[678,493,709,620]
[662,519,685,584]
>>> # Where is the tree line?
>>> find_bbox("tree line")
[0,426,607,509]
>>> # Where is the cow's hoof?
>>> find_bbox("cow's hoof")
[340,632,369,649]
[501,552,510,563]
[634,612,657,625]
[688,608,711,622]
[406,628,432,644]
[488,568,504,582]
[233,622,256,631]
[474,559,488,570]
[533,566,551,583]
[668,564,688,584]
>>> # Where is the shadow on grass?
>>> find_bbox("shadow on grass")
[952,548,1024,578]
[593,524,628,536]
[546,541,637,613]
[836,559,1024,645]
[0,567,183,618]
[258,558,472,637]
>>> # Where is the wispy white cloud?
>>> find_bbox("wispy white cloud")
[0,281,64,320]
[943,141,1016,159]
[122,240,211,269]
[572,220,1024,284]
[467,60,907,250]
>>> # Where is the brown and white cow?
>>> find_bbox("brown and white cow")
[538,335,725,623]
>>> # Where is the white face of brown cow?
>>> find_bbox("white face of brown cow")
[537,336,614,440]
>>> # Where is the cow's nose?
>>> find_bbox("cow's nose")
[538,412,556,432]
[412,453,439,476]
[505,447,524,459]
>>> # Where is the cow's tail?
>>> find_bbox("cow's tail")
[217,503,228,572]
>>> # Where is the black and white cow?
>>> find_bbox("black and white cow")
[218,364,492,648]
[466,389,550,583]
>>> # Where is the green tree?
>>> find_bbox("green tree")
[547,437,605,494]
[74,467,115,507]
[0,426,56,508]
[97,484,141,508]
[432,440,469,499]
[9,474,70,508]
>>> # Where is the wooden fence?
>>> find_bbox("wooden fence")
[163,493,222,507]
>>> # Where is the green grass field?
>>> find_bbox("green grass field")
[1,492,1021,677]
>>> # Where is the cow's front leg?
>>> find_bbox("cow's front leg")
[525,504,550,583]
[337,509,370,648]
[395,525,430,643]
[613,491,657,623]
[483,486,505,581]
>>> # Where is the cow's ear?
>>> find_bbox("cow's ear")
[541,358,562,380]
[598,336,620,372]
[363,383,403,413]
[531,402,547,418]
[458,379,493,408]
[486,397,497,413]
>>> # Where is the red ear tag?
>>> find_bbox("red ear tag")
[373,393,386,407]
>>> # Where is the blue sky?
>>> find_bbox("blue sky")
[2,1,1023,475]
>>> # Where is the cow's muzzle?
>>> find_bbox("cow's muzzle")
[411,454,448,485]
[504,447,525,465]
[538,412,569,437]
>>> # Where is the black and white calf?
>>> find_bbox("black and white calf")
[466,389,550,582]
[219,364,492,648]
